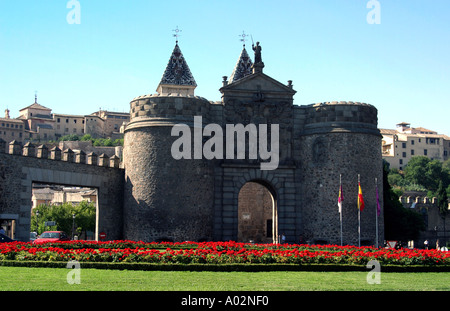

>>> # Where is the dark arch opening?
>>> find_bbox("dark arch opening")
[238,179,277,244]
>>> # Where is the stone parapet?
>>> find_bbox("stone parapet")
[299,101,380,136]
[126,93,212,130]
[4,140,120,169]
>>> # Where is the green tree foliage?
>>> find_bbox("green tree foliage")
[388,156,450,197]
[383,161,426,241]
[58,134,123,146]
[31,201,96,237]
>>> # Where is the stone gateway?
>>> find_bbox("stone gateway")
[0,41,384,245]
[122,42,384,245]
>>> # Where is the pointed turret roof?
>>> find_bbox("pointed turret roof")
[157,42,196,96]
[229,46,253,84]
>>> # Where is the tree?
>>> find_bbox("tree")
[437,180,448,244]
[403,156,430,188]
[383,160,425,242]
[402,156,450,197]
[31,201,96,238]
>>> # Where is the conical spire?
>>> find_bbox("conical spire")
[229,46,253,84]
[156,42,197,96]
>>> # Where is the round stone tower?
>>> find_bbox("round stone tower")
[298,101,383,246]
[122,42,215,242]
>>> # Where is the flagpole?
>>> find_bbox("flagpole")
[339,174,343,246]
[375,177,379,248]
[358,174,361,248]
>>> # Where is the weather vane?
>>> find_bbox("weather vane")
[239,31,249,46]
[173,26,182,43]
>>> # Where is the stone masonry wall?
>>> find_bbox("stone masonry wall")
[296,101,383,245]
[0,140,124,241]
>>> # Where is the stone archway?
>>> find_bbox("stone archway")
[238,180,277,243]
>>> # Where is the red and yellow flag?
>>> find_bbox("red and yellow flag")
[357,182,365,212]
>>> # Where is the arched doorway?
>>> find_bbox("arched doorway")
[238,180,277,244]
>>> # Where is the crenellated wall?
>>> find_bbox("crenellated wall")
[0,139,124,241]
[399,195,450,247]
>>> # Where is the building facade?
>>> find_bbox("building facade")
[382,122,450,170]
[0,109,25,144]
[3,97,129,143]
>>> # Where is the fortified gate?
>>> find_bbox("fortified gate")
[0,41,384,245]
[122,42,384,245]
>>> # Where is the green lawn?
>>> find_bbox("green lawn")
[0,266,449,291]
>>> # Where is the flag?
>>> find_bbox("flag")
[376,183,380,216]
[357,182,365,212]
[338,184,343,213]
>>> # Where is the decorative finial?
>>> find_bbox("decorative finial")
[35,90,38,104]
[239,31,249,47]
[172,26,182,43]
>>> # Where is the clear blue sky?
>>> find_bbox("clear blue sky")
[1,1,449,134]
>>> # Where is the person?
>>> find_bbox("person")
[424,239,429,250]
[281,233,286,244]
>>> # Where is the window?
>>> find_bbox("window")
[57,118,60,123]
[66,119,69,123]
[424,149,428,155]
[402,143,406,148]
[399,159,403,165]
[411,140,415,145]
[74,120,77,124]
[402,152,406,158]
[411,150,415,155]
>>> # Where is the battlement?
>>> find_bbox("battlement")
[399,195,450,210]
[0,139,121,169]
[127,93,213,129]
[296,101,380,136]
[303,101,377,124]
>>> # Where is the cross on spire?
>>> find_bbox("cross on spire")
[239,31,249,47]
[172,26,182,43]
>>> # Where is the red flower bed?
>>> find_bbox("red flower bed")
[1,240,449,266]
